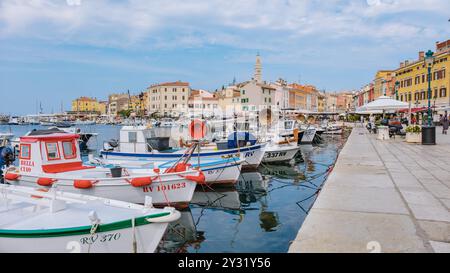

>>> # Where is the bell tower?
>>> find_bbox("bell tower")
[254,52,262,83]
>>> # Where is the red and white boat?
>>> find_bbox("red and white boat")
[3,133,204,206]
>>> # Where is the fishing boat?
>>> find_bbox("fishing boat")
[262,142,300,163]
[89,156,243,185]
[0,184,180,253]
[101,126,266,170]
[323,124,343,135]
[3,133,203,205]
[7,116,19,125]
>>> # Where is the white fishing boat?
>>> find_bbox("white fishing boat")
[101,126,266,170]
[262,142,300,163]
[4,133,203,205]
[0,184,180,253]
[323,124,343,135]
[89,156,243,185]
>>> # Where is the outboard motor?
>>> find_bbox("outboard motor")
[103,139,119,151]
[0,147,15,184]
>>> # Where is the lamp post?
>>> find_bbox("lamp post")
[422,50,436,145]
[395,81,400,100]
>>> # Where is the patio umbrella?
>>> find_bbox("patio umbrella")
[357,96,409,112]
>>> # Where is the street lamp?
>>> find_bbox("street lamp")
[422,49,436,145]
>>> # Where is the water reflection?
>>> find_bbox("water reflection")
[191,186,241,212]
[157,208,204,253]
[1,124,350,253]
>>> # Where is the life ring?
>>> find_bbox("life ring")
[188,119,206,140]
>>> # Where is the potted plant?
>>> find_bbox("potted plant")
[405,125,421,143]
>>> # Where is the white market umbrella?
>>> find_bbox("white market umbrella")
[358,96,408,112]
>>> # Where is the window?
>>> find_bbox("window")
[46,142,60,160]
[441,88,447,98]
[62,141,76,159]
[128,132,137,143]
[19,144,31,160]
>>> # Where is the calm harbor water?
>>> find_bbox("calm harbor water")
[1,124,350,253]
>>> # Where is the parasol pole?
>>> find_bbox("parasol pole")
[408,100,412,125]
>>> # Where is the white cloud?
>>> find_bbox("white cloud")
[1,0,448,49]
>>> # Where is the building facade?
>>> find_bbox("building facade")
[146,81,191,117]
[373,70,395,99]
[188,89,219,117]
[394,41,449,111]
[71,97,103,113]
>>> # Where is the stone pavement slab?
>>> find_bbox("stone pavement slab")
[289,125,450,253]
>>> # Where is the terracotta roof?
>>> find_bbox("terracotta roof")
[75,96,97,102]
[149,81,190,88]
[257,83,276,90]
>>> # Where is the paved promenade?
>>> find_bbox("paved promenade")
[289,125,450,253]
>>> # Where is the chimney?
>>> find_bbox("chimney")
[418,51,424,61]
[404,60,409,66]
[400,62,404,68]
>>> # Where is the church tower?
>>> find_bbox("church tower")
[254,52,262,83]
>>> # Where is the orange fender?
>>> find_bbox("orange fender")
[184,171,206,184]
[129,177,153,187]
[37,177,57,187]
[4,172,20,181]
[165,163,191,173]
[74,180,96,189]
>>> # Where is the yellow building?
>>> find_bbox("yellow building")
[373,70,395,99]
[317,92,326,112]
[395,40,449,110]
[71,97,102,113]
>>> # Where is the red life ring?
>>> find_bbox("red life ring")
[4,172,20,181]
[37,177,57,186]
[188,119,206,140]
[128,177,153,187]
[74,180,96,189]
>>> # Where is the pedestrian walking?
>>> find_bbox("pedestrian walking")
[441,111,449,135]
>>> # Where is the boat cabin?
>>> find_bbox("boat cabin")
[116,126,170,153]
[18,133,92,174]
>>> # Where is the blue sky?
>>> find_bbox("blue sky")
[1,0,449,114]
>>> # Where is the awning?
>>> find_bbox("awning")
[398,107,427,113]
